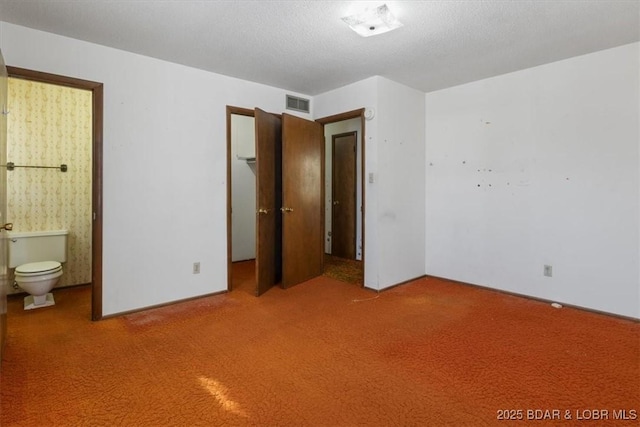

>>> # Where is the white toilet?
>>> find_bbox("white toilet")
[7,230,68,310]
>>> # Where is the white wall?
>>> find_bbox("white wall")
[376,78,426,288]
[315,76,426,290]
[0,22,310,315]
[425,43,640,318]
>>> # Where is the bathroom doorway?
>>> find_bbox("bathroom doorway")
[6,67,103,320]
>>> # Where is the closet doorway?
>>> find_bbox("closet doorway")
[227,107,365,294]
[6,67,103,321]
[227,106,324,296]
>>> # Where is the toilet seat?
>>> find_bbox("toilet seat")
[15,261,62,277]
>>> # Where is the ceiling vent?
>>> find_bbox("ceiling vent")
[286,95,310,113]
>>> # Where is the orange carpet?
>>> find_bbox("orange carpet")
[1,265,638,426]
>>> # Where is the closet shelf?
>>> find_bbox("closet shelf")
[236,156,256,164]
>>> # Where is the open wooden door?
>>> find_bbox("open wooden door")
[281,113,324,288]
[254,108,282,295]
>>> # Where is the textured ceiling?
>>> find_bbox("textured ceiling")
[0,1,638,95]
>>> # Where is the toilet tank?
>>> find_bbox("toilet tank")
[7,230,69,268]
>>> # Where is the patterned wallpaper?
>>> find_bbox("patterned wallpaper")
[6,78,92,293]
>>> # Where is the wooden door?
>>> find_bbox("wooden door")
[331,132,357,259]
[281,113,324,288]
[254,108,282,296]
[0,51,8,358]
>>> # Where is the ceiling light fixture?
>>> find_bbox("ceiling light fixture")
[341,4,403,38]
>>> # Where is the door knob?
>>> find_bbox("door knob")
[333,200,340,206]
[280,207,294,213]
[0,223,13,231]
[257,208,270,215]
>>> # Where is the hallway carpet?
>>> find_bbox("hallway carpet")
[1,273,638,426]
[323,255,363,286]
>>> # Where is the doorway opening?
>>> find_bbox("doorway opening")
[330,131,358,260]
[318,110,365,287]
[6,67,103,321]
[226,106,365,294]
[226,106,257,295]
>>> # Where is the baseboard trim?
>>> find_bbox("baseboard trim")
[365,274,427,293]
[425,274,639,323]
[101,290,229,320]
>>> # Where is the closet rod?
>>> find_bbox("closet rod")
[2,162,68,172]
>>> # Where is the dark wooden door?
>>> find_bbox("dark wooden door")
[254,108,282,295]
[281,113,324,288]
[331,132,357,259]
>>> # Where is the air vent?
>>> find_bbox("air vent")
[286,95,310,113]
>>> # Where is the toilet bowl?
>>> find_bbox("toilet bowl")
[15,261,63,308]
[7,230,68,310]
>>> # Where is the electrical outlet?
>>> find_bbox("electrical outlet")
[544,265,552,277]
[193,262,200,274]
